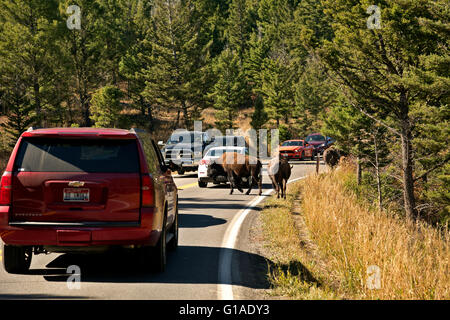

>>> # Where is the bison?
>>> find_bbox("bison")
[218,152,263,195]
[323,147,341,169]
[267,156,292,199]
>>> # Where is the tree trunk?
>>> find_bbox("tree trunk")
[182,101,189,129]
[374,135,383,210]
[174,109,180,130]
[400,122,417,221]
[67,98,73,125]
[356,156,362,185]
[146,103,153,132]
[147,105,153,122]
[316,154,320,174]
[83,101,91,127]
[33,77,41,127]
[228,109,233,130]
[80,89,91,127]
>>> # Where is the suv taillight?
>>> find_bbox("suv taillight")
[199,159,210,165]
[0,172,12,205]
[141,174,154,207]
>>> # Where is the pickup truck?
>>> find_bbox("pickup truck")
[159,130,210,175]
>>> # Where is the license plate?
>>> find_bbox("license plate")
[63,188,90,202]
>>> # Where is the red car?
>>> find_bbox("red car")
[305,133,335,155]
[279,140,314,161]
[0,127,178,273]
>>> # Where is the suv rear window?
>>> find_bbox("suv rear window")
[14,138,139,173]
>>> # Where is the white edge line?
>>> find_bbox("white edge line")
[217,176,307,300]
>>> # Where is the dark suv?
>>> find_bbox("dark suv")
[0,127,178,273]
[305,133,335,156]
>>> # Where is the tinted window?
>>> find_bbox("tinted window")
[15,138,139,173]
[282,141,303,146]
[306,135,325,142]
[135,131,160,173]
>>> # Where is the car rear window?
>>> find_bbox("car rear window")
[306,135,325,142]
[14,138,139,173]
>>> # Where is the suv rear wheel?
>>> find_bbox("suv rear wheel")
[152,215,167,272]
[168,202,179,251]
[198,180,207,188]
[137,212,168,273]
[3,245,32,274]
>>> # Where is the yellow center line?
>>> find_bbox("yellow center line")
[177,182,198,190]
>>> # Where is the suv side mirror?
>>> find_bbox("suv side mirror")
[161,164,171,174]
[158,141,165,146]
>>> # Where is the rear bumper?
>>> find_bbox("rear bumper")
[199,176,228,183]
[198,165,208,178]
[0,206,160,247]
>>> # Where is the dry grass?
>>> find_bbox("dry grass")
[202,107,253,132]
[300,164,450,299]
[260,189,338,299]
[260,163,450,300]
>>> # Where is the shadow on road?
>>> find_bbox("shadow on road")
[0,293,89,299]
[172,173,197,178]
[180,202,264,212]
[38,246,272,290]
[179,214,226,228]
[180,197,247,202]
[202,182,274,191]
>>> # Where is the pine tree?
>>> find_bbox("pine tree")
[0,92,36,148]
[209,49,248,132]
[317,0,448,221]
[0,0,59,126]
[250,94,268,130]
[90,85,124,128]
[119,0,155,129]
[294,56,336,132]
[58,0,105,127]
[225,0,254,65]
[143,0,212,129]
[260,58,293,126]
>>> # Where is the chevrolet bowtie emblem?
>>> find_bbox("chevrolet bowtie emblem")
[68,181,85,187]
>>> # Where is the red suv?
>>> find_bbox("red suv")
[0,127,178,273]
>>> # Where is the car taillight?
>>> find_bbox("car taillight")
[199,159,210,165]
[0,171,12,205]
[141,174,154,207]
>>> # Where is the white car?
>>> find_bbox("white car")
[197,146,248,188]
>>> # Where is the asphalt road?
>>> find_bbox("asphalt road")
[0,161,322,300]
